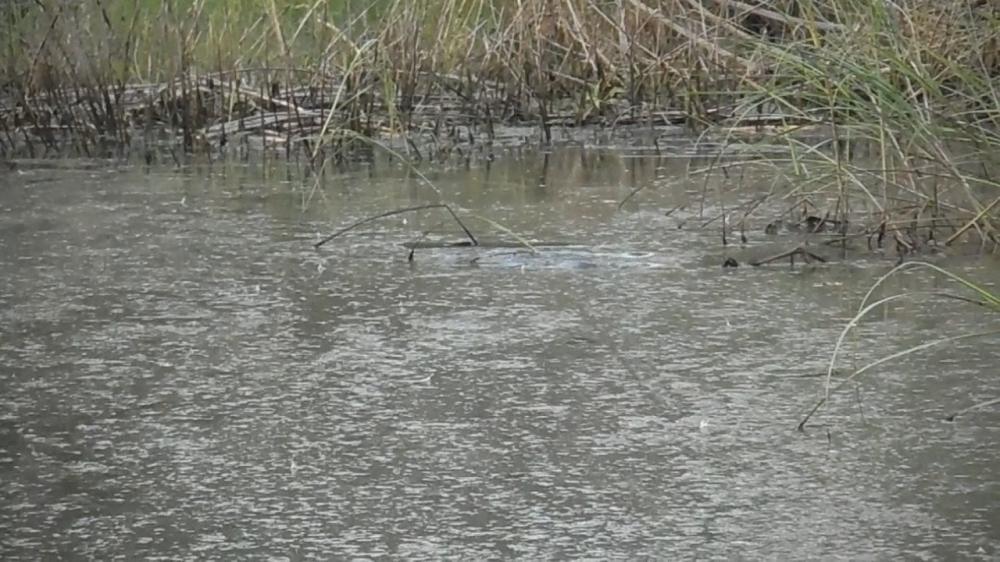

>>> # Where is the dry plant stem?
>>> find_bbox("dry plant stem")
[3,0,999,247]
[313,204,478,249]
[946,397,1000,422]
[749,245,827,267]
[625,0,754,71]
[945,196,1000,246]
[618,185,647,209]
[709,0,845,32]
[798,261,1000,430]
[798,329,1000,431]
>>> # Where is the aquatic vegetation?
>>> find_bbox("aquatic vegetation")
[0,0,997,241]
[798,261,1000,430]
[709,0,1000,258]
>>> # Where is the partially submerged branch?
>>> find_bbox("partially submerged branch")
[314,204,478,249]
[749,245,827,267]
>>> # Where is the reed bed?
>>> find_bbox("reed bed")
[1,0,998,245]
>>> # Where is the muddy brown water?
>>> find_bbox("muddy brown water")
[1,148,999,560]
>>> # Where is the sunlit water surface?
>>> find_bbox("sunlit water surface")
[2,149,999,560]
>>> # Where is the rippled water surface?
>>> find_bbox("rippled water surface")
[2,150,999,560]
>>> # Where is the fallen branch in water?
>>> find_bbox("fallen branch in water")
[749,245,827,266]
[314,204,478,249]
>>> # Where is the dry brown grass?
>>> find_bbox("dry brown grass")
[0,1,997,244]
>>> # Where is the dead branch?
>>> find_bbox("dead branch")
[314,204,478,248]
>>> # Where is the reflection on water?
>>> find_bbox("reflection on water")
[1,150,999,560]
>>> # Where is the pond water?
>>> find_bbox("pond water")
[1,148,999,560]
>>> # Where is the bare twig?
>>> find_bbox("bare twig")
[945,397,1000,422]
[749,245,828,266]
[314,204,478,248]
